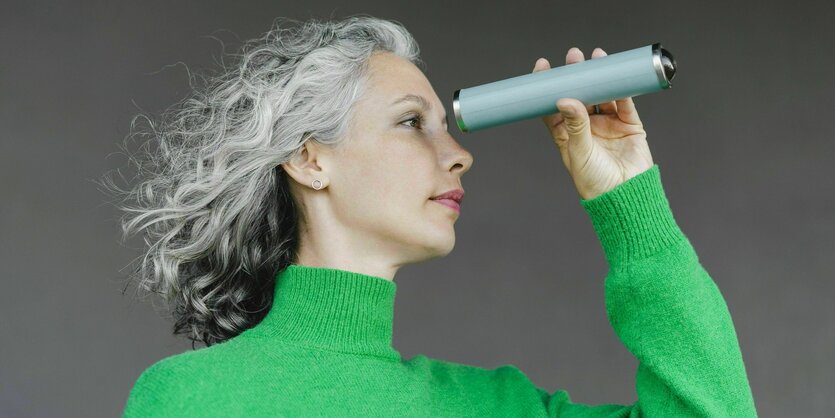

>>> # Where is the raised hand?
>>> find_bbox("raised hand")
[533,47,654,200]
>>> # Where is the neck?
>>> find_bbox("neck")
[293,215,402,281]
[244,264,401,361]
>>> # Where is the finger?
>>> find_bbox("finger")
[533,57,565,128]
[590,48,617,114]
[565,47,597,115]
[556,97,594,171]
[565,47,584,65]
[589,47,606,59]
[532,57,550,73]
[615,96,642,125]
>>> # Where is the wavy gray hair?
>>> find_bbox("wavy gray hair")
[98,15,423,347]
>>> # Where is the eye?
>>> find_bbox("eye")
[400,114,424,129]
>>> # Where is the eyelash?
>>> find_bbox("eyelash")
[401,114,424,129]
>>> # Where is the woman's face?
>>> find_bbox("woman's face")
[286,51,474,272]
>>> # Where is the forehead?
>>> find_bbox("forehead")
[365,52,433,97]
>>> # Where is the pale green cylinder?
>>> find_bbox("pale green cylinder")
[453,43,677,132]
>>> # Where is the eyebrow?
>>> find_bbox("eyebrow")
[391,94,449,127]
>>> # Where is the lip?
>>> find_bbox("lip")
[430,189,464,204]
[431,198,461,214]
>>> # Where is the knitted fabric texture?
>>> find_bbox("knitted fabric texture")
[122,164,758,417]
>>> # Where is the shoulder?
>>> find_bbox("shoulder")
[122,340,244,417]
[403,354,554,415]
[122,351,199,417]
[404,353,538,389]
[131,349,202,388]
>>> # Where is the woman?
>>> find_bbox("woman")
[109,15,757,417]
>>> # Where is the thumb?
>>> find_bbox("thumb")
[556,98,594,169]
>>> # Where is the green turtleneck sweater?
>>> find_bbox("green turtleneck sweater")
[122,164,758,417]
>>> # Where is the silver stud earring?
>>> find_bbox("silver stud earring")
[311,179,323,190]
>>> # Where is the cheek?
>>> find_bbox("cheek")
[338,139,438,219]
[390,147,437,207]
[372,163,433,220]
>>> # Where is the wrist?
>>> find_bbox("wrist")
[579,164,686,268]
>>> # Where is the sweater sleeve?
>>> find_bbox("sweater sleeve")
[537,164,758,417]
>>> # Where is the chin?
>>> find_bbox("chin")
[405,230,456,263]
[428,232,456,258]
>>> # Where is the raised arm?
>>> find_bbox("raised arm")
[529,47,757,415]
[540,164,757,417]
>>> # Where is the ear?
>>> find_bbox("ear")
[280,140,330,190]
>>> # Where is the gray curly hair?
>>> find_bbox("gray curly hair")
[98,15,423,347]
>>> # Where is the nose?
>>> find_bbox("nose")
[443,132,474,175]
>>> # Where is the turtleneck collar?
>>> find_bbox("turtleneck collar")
[243,264,401,361]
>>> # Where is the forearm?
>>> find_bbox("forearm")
[580,164,757,417]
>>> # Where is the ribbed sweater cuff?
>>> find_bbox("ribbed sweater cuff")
[580,164,686,269]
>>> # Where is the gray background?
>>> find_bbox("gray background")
[2,1,833,417]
